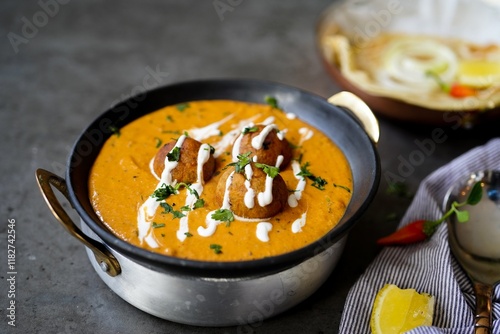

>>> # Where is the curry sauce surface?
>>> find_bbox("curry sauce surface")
[89,100,352,261]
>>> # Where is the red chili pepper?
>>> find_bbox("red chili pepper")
[449,83,476,98]
[376,220,430,246]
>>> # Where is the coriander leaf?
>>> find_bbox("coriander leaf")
[172,210,186,219]
[187,186,199,199]
[167,146,181,162]
[467,182,483,205]
[176,103,190,112]
[152,222,165,229]
[152,183,178,201]
[166,115,174,122]
[455,209,469,223]
[210,244,223,254]
[312,177,328,190]
[155,137,163,148]
[297,162,313,178]
[211,209,234,225]
[297,162,328,191]
[109,125,121,137]
[185,232,193,237]
[204,144,215,155]
[265,96,279,109]
[194,198,205,209]
[242,126,259,135]
[160,202,173,213]
[254,162,280,178]
[180,205,191,211]
[225,152,252,174]
[333,183,351,193]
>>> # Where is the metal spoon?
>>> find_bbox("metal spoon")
[444,170,500,334]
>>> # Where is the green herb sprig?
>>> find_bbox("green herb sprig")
[225,152,252,174]
[297,162,328,190]
[254,162,280,178]
[211,209,234,226]
[210,244,223,254]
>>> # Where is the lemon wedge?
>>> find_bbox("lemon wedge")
[370,284,434,334]
[458,60,500,88]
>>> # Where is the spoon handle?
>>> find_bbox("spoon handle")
[473,281,493,334]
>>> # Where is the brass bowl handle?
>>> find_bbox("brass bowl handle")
[328,91,380,144]
[35,169,121,277]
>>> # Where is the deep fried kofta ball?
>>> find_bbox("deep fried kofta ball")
[216,164,288,219]
[153,136,216,183]
[232,124,292,168]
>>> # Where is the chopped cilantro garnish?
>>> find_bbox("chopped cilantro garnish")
[166,115,174,122]
[265,96,279,109]
[185,232,193,237]
[210,244,223,254]
[254,162,280,178]
[333,183,351,193]
[109,125,121,137]
[152,222,165,229]
[211,209,234,226]
[155,137,163,148]
[242,126,259,135]
[172,210,185,219]
[225,152,252,174]
[180,205,191,211]
[160,202,174,213]
[312,177,328,190]
[152,183,178,201]
[297,162,328,190]
[194,198,205,209]
[167,146,181,162]
[176,103,190,112]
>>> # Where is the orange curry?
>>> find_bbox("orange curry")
[89,100,352,261]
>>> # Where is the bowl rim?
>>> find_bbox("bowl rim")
[65,78,381,277]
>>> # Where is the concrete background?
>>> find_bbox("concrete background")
[0,0,498,333]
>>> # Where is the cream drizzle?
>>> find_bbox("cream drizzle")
[256,222,273,242]
[251,124,279,150]
[288,160,306,208]
[257,155,283,207]
[286,113,297,119]
[211,116,260,158]
[188,114,233,142]
[298,127,314,145]
[138,135,187,247]
[231,122,255,162]
[243,163,255,209]
[198,171,234,237]
[262,116,275,125]
[176,144,211,242]
[291,212,307,233]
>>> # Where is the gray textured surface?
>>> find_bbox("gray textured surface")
[0,1,498,333]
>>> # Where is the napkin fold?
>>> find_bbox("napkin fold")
[339,138,500,334]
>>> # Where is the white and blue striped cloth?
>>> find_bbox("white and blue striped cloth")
[339,138,500,334]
